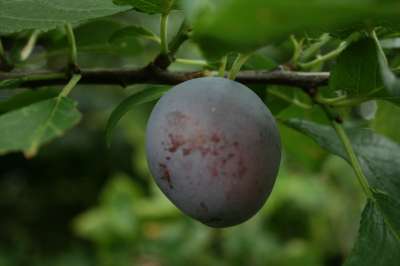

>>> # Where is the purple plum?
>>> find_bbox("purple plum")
[146,77,281,227]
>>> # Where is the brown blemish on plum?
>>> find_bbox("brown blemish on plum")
[211,132,221,143]
[164,130,248,181]
[159,163,173,189]
[168,133,185,153]
[165,156,171,160]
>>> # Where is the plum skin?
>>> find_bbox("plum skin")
[145,77,281,227]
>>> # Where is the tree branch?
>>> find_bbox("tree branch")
[0,67,329,89]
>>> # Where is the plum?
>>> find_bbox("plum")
[145,77,281,227]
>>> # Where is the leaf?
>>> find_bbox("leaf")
[330,37,383,97]
[243,54,277,71]
[283,118,400,264]
[0,0,129,34]
[0,96,81,156]
[109,25,161,44]
[343,199,400,266]
[0,89,58,114]
[377,39,400,103]
[106,86,170,146]
[113,0,179,14]
[182,0,400,58]
[372,101,400,143]
[74,20,143,56]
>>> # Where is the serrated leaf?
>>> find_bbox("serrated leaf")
[330,37,383,97]
[283,119,400,264]
[0,0,129,34]
[113,0,179,14]
[109,25,160,44]
[0,96,81,156]
[106,86,170,146]
[183,0,400,58]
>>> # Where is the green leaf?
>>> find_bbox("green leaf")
[0,96,81,156]
[113,0,179,14]
[344,199,400,266]
[182,0,400,58]
[109,25,161,44]
[283,119,400,264]
[372,101,400,143]
[0,0,129,34]
[75,20,143,57]
[106,86,170,146]
[377,39,400,102]
[0,89,58,114]
[330,37,383,97]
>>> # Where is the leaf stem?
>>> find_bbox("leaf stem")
[228,53,251,80]
[290,35,303,64]
[315,93,348,105]
[60,74,81,97]
[299,41,348,69]
[268,90,313,109]
[300,33,332,62]
[219,56,228,77]
[20,30,40,61]
[321,105,372,198]
[65,24,78,70]
[316,87,383,107]
[160,14,169,54]
[175,58,209,67]
[371,30,388,65]
[299,33,359,69]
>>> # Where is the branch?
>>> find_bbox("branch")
[0,67,330,89]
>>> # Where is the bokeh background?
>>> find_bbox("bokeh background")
[1,9,398,266]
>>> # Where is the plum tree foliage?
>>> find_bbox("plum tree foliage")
[1,0,400,265]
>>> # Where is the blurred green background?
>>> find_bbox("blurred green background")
[2,9,393,266]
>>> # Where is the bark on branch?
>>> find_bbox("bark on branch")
[0,66,329,89]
